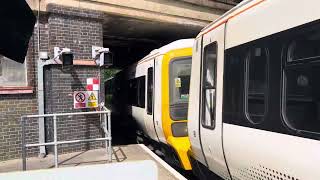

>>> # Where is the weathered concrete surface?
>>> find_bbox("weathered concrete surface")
[0,144,185,180]
[27,0,232,27]
[178,0,237,10]
[0,161,157,180]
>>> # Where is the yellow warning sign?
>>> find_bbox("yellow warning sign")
[88,92,97,100]
[175,78,181,88]
[87,102,97,107]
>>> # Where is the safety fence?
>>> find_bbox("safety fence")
[21,108,111,171]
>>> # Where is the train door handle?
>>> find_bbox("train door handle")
[193,130,196,137]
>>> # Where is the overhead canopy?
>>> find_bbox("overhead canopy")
[0,1,36,63]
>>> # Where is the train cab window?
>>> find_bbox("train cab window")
[283,30,320,134]
[169,57,192,120]
[201,42,217,129]
[245,47,268,124]
[147,67,153,114]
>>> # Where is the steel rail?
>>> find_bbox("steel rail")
[21,109,111,170]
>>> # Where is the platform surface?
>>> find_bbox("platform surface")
[0,160,157,180]
[0,144,187,180]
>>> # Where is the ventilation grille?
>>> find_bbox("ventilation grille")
[217,169,231,180]
[233,164,299,180]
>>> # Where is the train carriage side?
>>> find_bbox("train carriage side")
[126,57,159,142]
[126,39,195,170]
[188,0,320,179]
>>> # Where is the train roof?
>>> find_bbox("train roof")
[199,0,256,36]
[198,0,320,49]
[138,39,194,64]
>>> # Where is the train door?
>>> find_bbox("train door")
[154,56,167,143]
[144,59,159,142]
[188,38,207,165]
[199,24,231,179]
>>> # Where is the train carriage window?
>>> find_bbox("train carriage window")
[169,57,192,120]
[147,67,153,114]
[201,42,217,129]
[245,47,269,124]
[283,29,320,134]
[287,39,320,62]
[128,76,145,108]
[128,78,138,106]
[138,76,145,108]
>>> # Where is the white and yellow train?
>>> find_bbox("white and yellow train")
[106,39,194,170]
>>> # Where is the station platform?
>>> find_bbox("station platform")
[0,144,187,180]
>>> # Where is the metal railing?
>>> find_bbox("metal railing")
[21,108,112,171]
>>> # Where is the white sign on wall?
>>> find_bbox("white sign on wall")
[74,91,99,109]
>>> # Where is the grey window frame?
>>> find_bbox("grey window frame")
[244,47,269,125]
[169,56,192,121]
[201,42,218,129]
[282,42,320,136]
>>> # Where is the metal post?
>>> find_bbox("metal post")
[53,115,58,168]
[108,112,112,162]
[36,0,46,158]
[21,117,27,171]
[104,113,108,152]
[37,61,47,157]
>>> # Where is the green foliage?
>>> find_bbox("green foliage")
[105,94,113,108]
[104,68,120,79]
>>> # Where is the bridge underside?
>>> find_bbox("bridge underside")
[27,0,233,66]
[103,15,204,67]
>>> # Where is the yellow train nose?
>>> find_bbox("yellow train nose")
[167,136,192,170]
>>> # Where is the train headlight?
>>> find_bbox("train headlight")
[171,122,188,137]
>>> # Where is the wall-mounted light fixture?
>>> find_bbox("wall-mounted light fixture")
[54,47,74,66]
[92,46,113,67]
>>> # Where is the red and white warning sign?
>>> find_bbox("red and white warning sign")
[86,78,99,91]
[74,91,98,109]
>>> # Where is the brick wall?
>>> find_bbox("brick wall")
[44,4,104,154]
[44,66,105,154]
[47,4,103,59]
[0,95,38,161]
[0,4,105,161]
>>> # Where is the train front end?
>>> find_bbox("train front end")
[161,47,193,170]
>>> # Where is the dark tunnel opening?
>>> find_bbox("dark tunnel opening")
[102,15,202,145]
[103,15,202,68]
